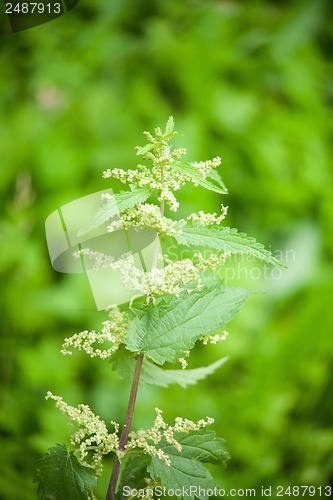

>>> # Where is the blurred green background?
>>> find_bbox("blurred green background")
[1,0,333,498]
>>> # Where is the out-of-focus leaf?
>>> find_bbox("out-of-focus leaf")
[116,455,151,495]
[112,347,229,388]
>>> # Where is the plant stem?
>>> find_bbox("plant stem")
[106,353,144,500]
[106,166,165,499]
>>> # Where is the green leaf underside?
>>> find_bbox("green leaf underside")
[125,285,252,365]
[34,444,96,500]
[77,187,151,236]
[148,430,229,500]
[175,162,228,194]
[165,116,175,135]
[136,142,155,156]
[175,223,286,269]
[205,168,228,193]
[112,347,228,388]
[117,455,151,495]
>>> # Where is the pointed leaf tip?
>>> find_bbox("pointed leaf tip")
[165,116,174,135]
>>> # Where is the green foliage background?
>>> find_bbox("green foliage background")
[0,0,332,497]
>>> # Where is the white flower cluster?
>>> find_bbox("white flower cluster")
[103,125,222,212]
[126,408,214,466]
[46,392,120,474]
[73,248,115,269]
[190,157,221,176]
[107,203,182,237]
[76,248,230,300]
[78,250,201,299]
[103,153,183,212]
[116,254,201,298]
[187,205,228,225]
[201,330,229,345]
[123,255,203,298]
[194,251,231,270]
[178,350,190,369]
[61,306,127,359]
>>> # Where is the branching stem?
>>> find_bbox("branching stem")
[106,353,144,499]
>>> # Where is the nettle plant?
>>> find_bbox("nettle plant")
[35,118,283,499]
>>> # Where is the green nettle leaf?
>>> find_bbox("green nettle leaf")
[136,142,155,156]
[125,285,252,365]
[41,118,285,498]
[165,115,175,135]
[116,455,151,495]
[147,429,230,500]
[77,186,151,236]
[205,168,228,193]
[112,347,228,388]
[175,223,286,269]
[34,444,97,500]
[175,162,228,194]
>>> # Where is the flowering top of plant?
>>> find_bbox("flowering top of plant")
[102,119,224,212]
[36,118,284,500]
